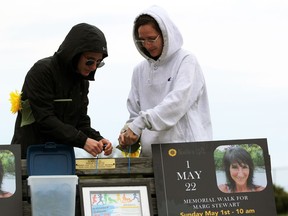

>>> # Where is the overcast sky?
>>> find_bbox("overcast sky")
[1,0,287,190]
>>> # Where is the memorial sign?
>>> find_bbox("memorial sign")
[0,145,22,216]
[152,138,277,216]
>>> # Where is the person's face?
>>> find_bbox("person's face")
[77,52,103,77]
[229,162,250,186]
[137,24,163,58]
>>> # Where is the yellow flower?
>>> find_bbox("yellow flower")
[9,90,22,114]
[121,147,141,158]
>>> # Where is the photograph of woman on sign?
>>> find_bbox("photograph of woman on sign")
[215,144,266,193]
[0,151,15,198]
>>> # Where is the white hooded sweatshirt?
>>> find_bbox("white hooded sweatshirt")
[127,5,213,156]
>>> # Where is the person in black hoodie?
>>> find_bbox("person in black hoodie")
[11,23,113,159]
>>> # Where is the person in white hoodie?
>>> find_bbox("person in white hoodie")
[118,5,212,157]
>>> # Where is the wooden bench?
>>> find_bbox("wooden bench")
[21,157,158,216]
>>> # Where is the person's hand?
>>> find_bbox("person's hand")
[118,128,139,147]
[83,138,103,157]
[99,138,113,156]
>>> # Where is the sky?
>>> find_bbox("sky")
[1,0,287,190]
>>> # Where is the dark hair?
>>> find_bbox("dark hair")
[133,14,163,59]
[134,14,162,40]
[222,146,255,192]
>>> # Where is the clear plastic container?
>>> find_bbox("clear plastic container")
[28,175,78,216]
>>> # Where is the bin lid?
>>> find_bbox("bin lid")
[27,143,76,175]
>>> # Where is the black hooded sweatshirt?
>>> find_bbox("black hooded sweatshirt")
[11,23,108,158]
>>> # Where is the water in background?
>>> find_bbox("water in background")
[2,174,16,194]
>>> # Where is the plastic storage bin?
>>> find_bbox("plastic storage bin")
[27,143,76,175]
[27,143,77,216]
[28,175,78,216]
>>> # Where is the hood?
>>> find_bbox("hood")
[55,23,108,80]
[133,5,183,61]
